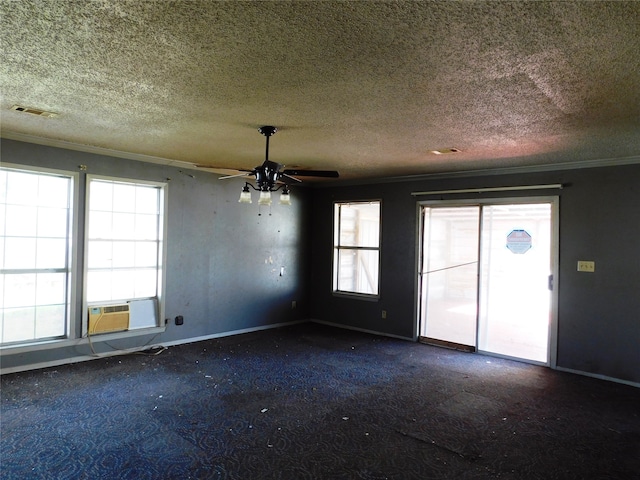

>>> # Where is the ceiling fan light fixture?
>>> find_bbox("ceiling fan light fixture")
[229,125,337,210]
[258,190,272,206]
[279,186,291,206]
[238,184,253,203]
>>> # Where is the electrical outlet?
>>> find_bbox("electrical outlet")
[175,315,184,325]
[577,261,595,272]
[291,300,297,309]
[381,310,387,319]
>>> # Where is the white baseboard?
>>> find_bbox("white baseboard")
[4,319,637,389]
[153,319,308,349]
[554,366,640,388]
[309,318,414,341]
[0,345,153,375]
[0,320,307,375]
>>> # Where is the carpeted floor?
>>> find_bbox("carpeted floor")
[1,322,639,479]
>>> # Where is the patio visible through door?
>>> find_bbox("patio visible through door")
[418,201,554,364]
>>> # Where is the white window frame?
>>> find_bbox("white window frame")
[333,200,382,299]
[0,164,79,346]
[83,175,167,337]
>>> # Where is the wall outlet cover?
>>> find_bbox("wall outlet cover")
[577,261,595,272]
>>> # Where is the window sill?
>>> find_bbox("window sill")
[0,326,166,355]
[332,291,380,302]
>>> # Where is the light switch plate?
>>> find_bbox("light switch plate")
[577,260,595,272]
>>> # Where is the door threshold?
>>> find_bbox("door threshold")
[419,336,476,353]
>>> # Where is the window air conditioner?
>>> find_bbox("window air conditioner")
[88,304,130,335]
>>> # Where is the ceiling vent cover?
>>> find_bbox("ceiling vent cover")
[11,105,58,118]
[431,148,461,155]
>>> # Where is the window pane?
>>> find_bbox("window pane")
[135,242,158,267]
[5,205,37,236]
[0,170,7,202]
[87,271,113,302]
[112,269,135,300]
[336,249,379,295]
[35,272,66,305]
[2,307,35,343]
[134,269,157,298]
[334,201,380,295]
[135,214,159,240]
[88,211,113,239]
[86,178,163,310]
[112,241,136,267]
[1,168,71,346]
[36,238,67,269]
[35,304,66,338]
[90,181,113,211]
[88,241,113,268]
[338,203,380,248]
[38,175,69,208]
[4,273,36,307]
[136,186,159,214]
[6,172,38,205]
[37,207,69,237]
[112,213,136,240]
[4,238,36,269]
[113,183,136,213]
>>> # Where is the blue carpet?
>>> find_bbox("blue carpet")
[1,323,639,479]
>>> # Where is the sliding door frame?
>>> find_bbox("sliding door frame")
[415,196,559,368]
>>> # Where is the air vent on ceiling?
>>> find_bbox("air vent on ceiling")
[11,104,58,118]
[431,148,461,155]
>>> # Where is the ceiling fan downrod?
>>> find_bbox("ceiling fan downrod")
[258,126,278,164]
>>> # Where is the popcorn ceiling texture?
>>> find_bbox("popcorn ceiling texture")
[1,1,639,179]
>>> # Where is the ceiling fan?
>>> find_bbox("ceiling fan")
[203,126,339,206]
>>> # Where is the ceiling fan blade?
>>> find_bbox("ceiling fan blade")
[194,165,255,177]
[282,169,339,178]
[281,173,303,183]
[218,172,254,180]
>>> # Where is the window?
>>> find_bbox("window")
[85,177,164,313]
[0,167,73,344]
[333,201,381,296]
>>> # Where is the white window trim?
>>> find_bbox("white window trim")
[0,167,168,354]
[82,174,168,338]
[332,200,382,299]
[0,163,79,346]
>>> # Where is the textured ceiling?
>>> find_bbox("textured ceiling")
[1,1,639,181]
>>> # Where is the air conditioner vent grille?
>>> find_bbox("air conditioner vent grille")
[104,305,129,314]
[88,304,130,335]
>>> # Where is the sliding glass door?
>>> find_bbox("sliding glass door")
[418,200,555,364]
[478,204,552,362]
[420,207,479,348]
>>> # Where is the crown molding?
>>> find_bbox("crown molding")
[1,131,197,169]
[3,131,638,187]
[318,155,640,188]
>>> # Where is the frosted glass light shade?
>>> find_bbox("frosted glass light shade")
[238,189,252,203]
[258,191,272,206]
[279,192,291,205]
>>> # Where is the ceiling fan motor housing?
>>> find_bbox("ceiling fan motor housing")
[255,160,282,190]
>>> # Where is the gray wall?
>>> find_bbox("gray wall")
[1,139,310,371]
[2,139,639,385]
[309,163,640,384]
